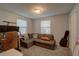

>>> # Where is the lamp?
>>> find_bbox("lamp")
[34,9,41,14]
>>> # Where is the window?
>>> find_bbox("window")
[40,20,51,34]
[17,20,27,35]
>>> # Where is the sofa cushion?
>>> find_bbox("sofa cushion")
[28,33,33,39]
[33,33,38,39]
[22,39,34,44]
[23,33,29,40]
[41,36,50,41]
[34,39,54,45]
[38,34,54,40]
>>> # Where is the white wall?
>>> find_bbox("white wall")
[77,4,79,38]
[34,14,68,45]
[68,4,79,54]
[53,15,68,44]
[0,9,17,26]
[0,8,33,33]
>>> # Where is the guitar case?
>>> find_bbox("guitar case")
[59,31,69,47]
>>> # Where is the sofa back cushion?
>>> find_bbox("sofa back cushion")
[41,36,50,41]
[27,33,54,41]
[39,34,54,40]
[24,33,29,40]
[28,33,33,39]
[33,33,38,39]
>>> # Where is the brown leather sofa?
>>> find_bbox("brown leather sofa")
[21,33,56,50]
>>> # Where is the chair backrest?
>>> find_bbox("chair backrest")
[2,31,18,51]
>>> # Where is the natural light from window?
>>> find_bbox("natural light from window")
[17,19,27,35]
[41,20,51,34]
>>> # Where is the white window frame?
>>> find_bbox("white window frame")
[16,19,27,35]
[40,20,51,34]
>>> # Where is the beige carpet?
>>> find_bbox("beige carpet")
[21,45,72,56]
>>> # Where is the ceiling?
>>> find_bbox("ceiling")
[0,3,75,19]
